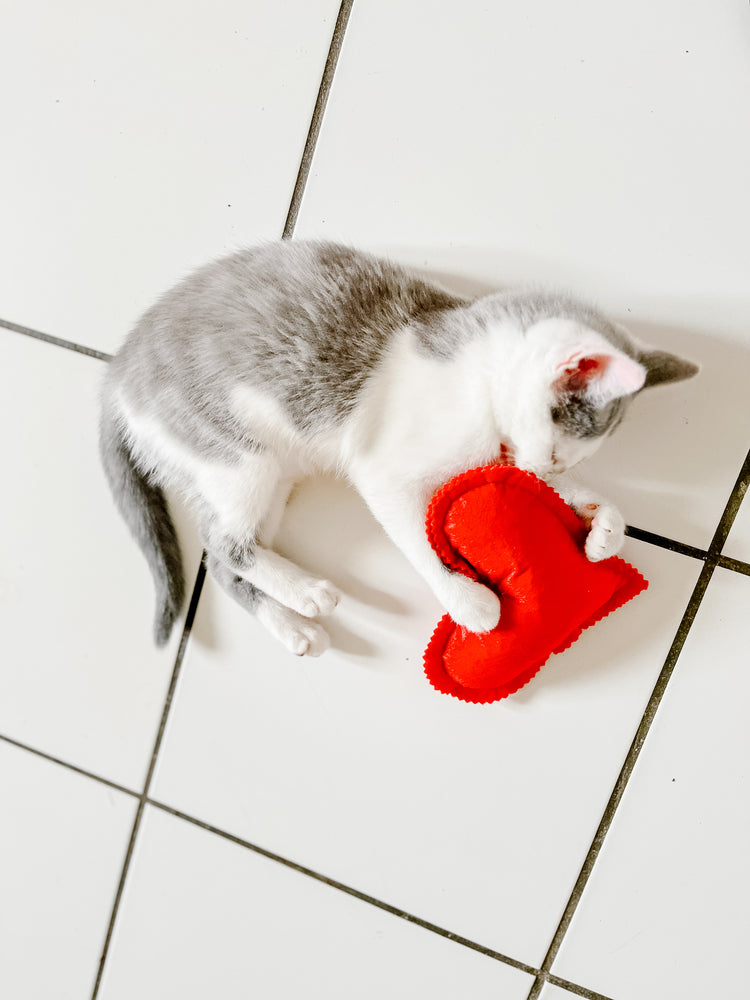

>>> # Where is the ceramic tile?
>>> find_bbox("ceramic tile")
[100,803,533,1000]
[0,331,202,788]
[0,739,136,1000]
[722,487,750,564]
[152,474,701,967]
[553,567,750,1000]
[3,0,745,993]
[295,0,750,551]
[0,0,340,355]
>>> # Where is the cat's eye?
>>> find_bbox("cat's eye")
[550,407,562,424]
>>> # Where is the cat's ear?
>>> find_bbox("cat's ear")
[552,350,646,404]
[638,350,700,388]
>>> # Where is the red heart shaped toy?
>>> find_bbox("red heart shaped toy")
[423,465,648,703]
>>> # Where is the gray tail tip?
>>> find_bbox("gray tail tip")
[153,594,183,647]
[153,564,186,646]
[153,614,175,647]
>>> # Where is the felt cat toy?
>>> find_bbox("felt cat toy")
[423,464,648,703]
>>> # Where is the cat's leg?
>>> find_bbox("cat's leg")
[352,473,501,633]
[199,453,341,625]
[551,475,626,561]
[257,476,295,546]
[224,546,340,619]
[206,555,330,657]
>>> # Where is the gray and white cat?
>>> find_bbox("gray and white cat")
[100,240,698,655]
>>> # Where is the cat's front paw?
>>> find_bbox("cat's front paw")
[585,503,625,562]
[442,574,501,633]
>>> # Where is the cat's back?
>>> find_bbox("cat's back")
[107,240,465,425]
[115,240,456,355]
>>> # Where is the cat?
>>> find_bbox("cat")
[99,240,698,655]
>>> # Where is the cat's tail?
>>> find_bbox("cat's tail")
[99,392,185,646]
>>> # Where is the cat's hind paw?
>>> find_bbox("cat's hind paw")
[257,599,331,657]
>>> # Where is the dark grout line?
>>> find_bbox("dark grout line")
[145,797,539,979]
[0,317,112,361]
[89,561,206,1000]
[717,553,750,576]
[526,568,715,1000]
[624,524,708,562]
[3,308,746,587]
[143,802,614,999]
[0,724,607,999]
[10,0,742,985]
[140,558,206,795]
[0,733,138,800]
[712,448,750,548]
[546,973,617,1000]
[2,6,354,365]
[87,6,356,988]
[524,445,750,1000]
[624,528,750,581]
[282,0,354,239]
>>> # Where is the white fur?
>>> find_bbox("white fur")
[117,315,632,652]
[255,597,331,657]
[341,319,631,636]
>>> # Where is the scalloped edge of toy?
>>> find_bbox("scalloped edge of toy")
[423,615,546,703]
[422,464,649,704]
[426,465,589,583]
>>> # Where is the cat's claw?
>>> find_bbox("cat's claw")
[443,575,501,633]
[585,504,625,562]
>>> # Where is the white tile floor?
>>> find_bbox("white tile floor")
[1,3,749,999]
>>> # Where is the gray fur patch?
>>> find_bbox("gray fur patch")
[551,394,626,439]
[204,527,258,573]
[476,289,641,441]
[640,350,700,388]
[99,398,185,644]
[109,241,695,465]
[102,239,701,650]
[471,289,638,357]
[207,555,263,614]
[111,241,469,449]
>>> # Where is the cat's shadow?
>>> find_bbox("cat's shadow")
[174,476,415,660]
[174,252,749,692]
[275,478,416,659]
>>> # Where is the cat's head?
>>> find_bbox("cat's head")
[500,312,698,477]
